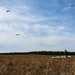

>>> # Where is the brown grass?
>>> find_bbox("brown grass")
[0,54,75,75]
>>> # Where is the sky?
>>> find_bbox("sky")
[0,0,75,52]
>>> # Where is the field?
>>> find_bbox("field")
[0,54,75,75]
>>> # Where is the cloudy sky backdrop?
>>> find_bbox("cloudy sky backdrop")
[0,0,75,52]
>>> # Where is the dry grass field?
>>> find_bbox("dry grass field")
[0,54,75,75]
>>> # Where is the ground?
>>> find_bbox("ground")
[0,54,75,75]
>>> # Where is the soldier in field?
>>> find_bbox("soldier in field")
[65,50,68,58]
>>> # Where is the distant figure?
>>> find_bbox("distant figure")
[64,50,68,58]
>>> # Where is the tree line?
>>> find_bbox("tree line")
[0,51,75,55]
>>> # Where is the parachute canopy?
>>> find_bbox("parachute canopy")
[16,34,20,38]
[16,34,20,36]
[6,10,10,12]
[71,5,74,7]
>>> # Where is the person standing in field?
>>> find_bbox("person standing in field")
[65,50,68,58]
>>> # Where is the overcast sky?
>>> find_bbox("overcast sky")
[0,0,75,52]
